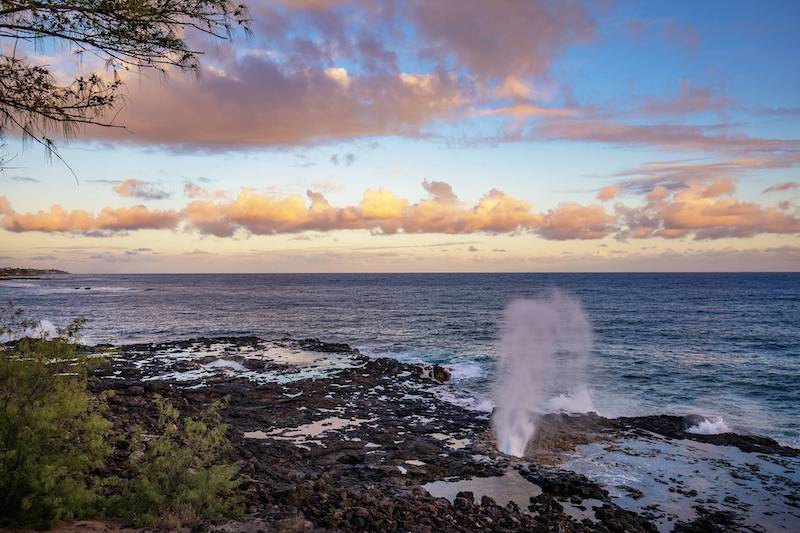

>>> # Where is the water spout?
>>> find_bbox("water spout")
[492,291,593,457]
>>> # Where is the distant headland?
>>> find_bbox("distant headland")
[0,267,69,280]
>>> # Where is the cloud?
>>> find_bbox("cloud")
[113,179,171,200]
[422,180,458,202]
[88,56,462,148]
[8,176,41,183]
[534,118,800,157]
[330,153,356,166]
[478,104,577,119]
[410,0,595,81]
[538,203,615,240]
[597,186,617,201]
[184,181,228,199]
[631,82,730,117]
[0,200,180,235]
[617,180,800,240]
[4,180,797,242]
[181,182,616,239]
[763,181,799,194]
[64,0,602,149]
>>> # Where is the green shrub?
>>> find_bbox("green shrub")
[1,305,242,529]
[0,305,112,529]
[105,395,243,527]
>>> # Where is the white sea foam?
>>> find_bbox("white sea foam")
[492,291,593,457]
[0,319,59,342]
[434,388,493,412]
[544,387,594,414]
[686,416,731,435]
[447,360,487,381]
[204,359,247,371]
[0,281,38,288]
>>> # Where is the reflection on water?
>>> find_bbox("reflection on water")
[423,469,542,510]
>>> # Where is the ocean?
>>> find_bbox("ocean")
[2,272,798,446]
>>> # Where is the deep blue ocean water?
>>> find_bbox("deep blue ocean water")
[2,273,798,446]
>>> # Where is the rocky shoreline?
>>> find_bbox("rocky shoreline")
[0,267,68,280]
[59,336,800,532]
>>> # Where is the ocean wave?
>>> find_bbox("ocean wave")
[447,360,488,381]
[65,286,134,293]
[0,319,58,342]
[0,281,39,288]
[17,285,136,294]
[434,388,493,413]
[686,416,732,435]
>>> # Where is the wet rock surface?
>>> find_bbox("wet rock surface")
[77,336,798,532]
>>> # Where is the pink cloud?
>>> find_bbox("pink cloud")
[422,180,458,203]
[634,82,730,117]
[65,1,601,149]
[89,58,461,148]
[113,179,171,200]
[410,0,595,81]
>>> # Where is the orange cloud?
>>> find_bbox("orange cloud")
[619,180,800,240]
[646,186,670,202]
[597,186,618,201]
[1,201,180,235]
[182,185,548,237]
[538,203,615,240]
[3,181,796,242]
[479,104,577,119]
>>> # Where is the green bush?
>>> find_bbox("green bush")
[105,395,243,527]
[0,306,112,529]
[1,305,242,529]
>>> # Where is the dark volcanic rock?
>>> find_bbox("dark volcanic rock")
[614,414,799,457]
[412,362,452,382]
[76,335,796,532]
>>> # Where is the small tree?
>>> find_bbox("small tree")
[0,304,112,528]
[0,0,249,171]
[105,395,242,527]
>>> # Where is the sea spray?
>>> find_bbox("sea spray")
[492,291,593,457]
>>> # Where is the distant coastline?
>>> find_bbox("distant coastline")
[0,267,69,280]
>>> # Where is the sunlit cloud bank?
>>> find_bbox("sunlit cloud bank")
[0,203,180,236]
[2,179,797,241]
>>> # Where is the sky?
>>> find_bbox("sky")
[1,0,799,273]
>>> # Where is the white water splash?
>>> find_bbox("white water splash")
[0,319,58,343]
[492,291,593,457]
[686,416,731,435]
